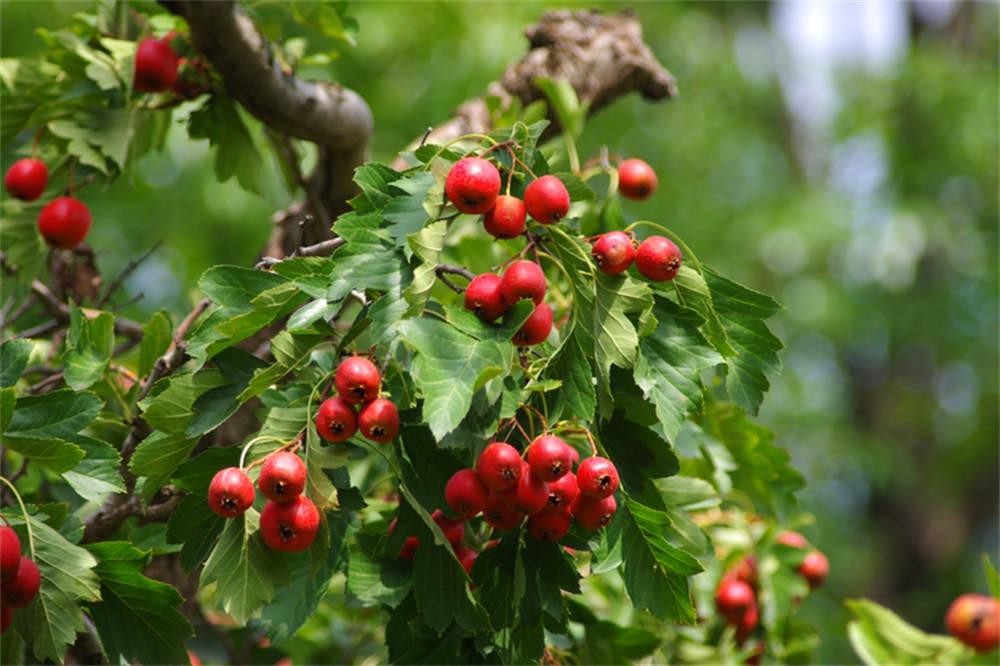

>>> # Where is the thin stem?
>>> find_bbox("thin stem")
[519,403,549,434]
[0,476,36,559]
[98,239,163,307]
[421,133,499,171]
[238,435,289,470]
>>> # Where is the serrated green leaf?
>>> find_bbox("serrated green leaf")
[346,533,411,607]
[353,161,402,209]
[187,95,264,194]
[272,256,336,299]
[139,310,173,378]
[671,265,736,357]
[546,334,596,420]
[0,338,32,387]
[327,212,412,301]
[238,331,326,401]
[0,388,14,434]
[171,446,240,496]
[846,598,970,666]
[129,430,200,504]
[84,541,193,665]
[199,265,288,311]
[62,435,125,503]
[63,306,114,390]
[167,495,225,572]
[552,171,596,201]
[599,411,679,508]
[3,389,98,472]
[404,219,447,312]
[138,370,227,434]
[384,172,436,246]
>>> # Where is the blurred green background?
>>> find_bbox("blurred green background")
[3,1,997,663]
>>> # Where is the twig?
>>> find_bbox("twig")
[0,294,36,330]
[14,320,60,339]
[299,237,346,256]
[7,458,29,484]
[110,291,145,312]
[0,251,19,276]
[436,272,464,294]
[136,297,211,403]
[28,372,64,395]
[98,239,163,307]
[436,263,476,281]
[31,279,145,339]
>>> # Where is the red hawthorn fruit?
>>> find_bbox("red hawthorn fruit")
[388,518,419,559]
[570,493,617,530]
[715,578,755,626]
[315,396,358,443]
[729,555,758,590]
[0,526,21,582]
[500,260,546,306]
[4,558,40,608]
[359,398,399,443]
[431,509,465,547]
[445,468,490,518]
[483,493,525,531]
[775,531,808,549]
[257,451,307,503]
[798,550,829,590]
[591,231,636,275]
[259,495,320,553]
[496,462,550,515]
[475,442,523,492]
[576,456,620,499]
[134,37,179,92]
[526,434,572,482]
[512,301,553,346]
[335,356,381,405]
[464,273,508,322]
[617,158,658,201]
[207,467,255,518]
[524,175,570,224]
[445,157,501,214]
[544,472,580,513]
[527,508,572,541]
[945,593,1000,652]
[483,194,526,238]
[635,235,682,282]
[4,158,48,201]
[37,197,91,249]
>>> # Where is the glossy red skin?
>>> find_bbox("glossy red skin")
[335,356,381,405]
[455,547,477,575]
[0,526,21,582]
[512,301,553,346]
[475,442,523,492]
[592,231,636,275]
[258,451,307,503]
[4,558,40,608]
[544,472,579,513]
[500,260,546,306]
[729,555,758,590]
[359,398,399,443]
[946,594,1000,652]
[526,435,572,482]
[776,531,808,549]
[617,158,658,201]
[207,467,255,518]
[259,495,319,553]
[527,509,572,541]
[4,158,48,201]
[571,493,616,530]
[445,468,490,518]
[635,235,682,282]
[576,456,620,499]
[464,273,508,322]
[134,37,179,92]
[524,175,570,224]
[388,518,419,559]
[715,578,756,625]
[483,493,524,531]
[496,463,550,515]
[445,157,501,214]
[37,197,91,249]
[431,509,465,547]
[483,195,526,238]
[798,550,829,590]
[0,603,11,634]
[315,396,358,442]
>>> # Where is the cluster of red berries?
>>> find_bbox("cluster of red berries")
[315,356,399,444]
[464,260,552,345]
[208,451,319,553]
[0,524,41,634]
[945,593,1000,652]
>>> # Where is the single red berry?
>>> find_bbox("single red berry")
[775,531,808,549]
[445,157,501,214]
[335,356,381,405]
[475,442,523,492]
[736,600,760,644]
[715,578,756,626]
[257,451,307,503]
[496,462,550,515]
[946,594,1000,652]
[544,472,579,513]
[576,456,619,499]
[798,549,829,590]
[512,302,553,346]
[207,467,255,518]
[455,547,477,575]
[464,273,508,322]
[617,158,658,201]
[500,260,546,306]
[388,518,419,559]
[37,197,91,249]
[592,231,636,275]
[359,398,399,443]
[483,493,524,531]
[483,194,527,239]
[4,158,48,201]
[315,396,358,443]
[527,508,572,541]
[635,235,682,282]
[0,603,11,634]
[0,526,21,582]
[4,558,40,608]
[526,434,572,482]
[445,468,490,518]
[524,175,570,224]
[571,493,617,530]
[431,509,465,547]
[259,495,320,553]
[134,37,179,92]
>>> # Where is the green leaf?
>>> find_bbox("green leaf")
[3,389,98,472]
[327,212,412,300]
[129,430,200,504]
[187,95,265,194]
[599,411,679,508]
[167,495,225,572]
[0,388,14,434]
[985,555,999,599]
[619,498,702,624]
[552,171,597,201]
[138,310,173,378]
[171,446,240,496]
[63,306,114,390]
[546,334,596,420]
[634,299,723,439]
[671,265,736,357]
[534,77,587,138]
[84,541,193,665]
[846,598,970,666]
[62,435,125,504]
[138,370,228,434]
[353,161,402,209]
[0,199,46,282]
[346,533,411,607]
[239,330,326,401]
[199,265,289,311]
[49,108,132,169]
[398,317,509,439]
[384,172,436,245]
[0,338,32,387]
[403,219,447,312]
[5,510,101,664]
[200,509,290,623]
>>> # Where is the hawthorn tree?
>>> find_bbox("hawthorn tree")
[1,2,996,665]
